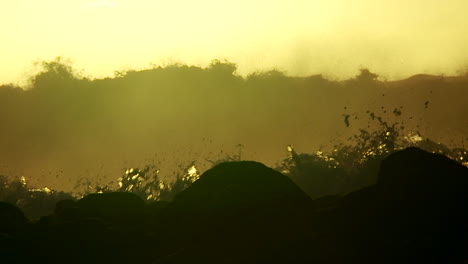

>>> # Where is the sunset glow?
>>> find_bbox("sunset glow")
[1,0,467,84]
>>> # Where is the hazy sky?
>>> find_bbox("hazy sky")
[1,0,467,84]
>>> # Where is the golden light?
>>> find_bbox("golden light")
[1,0,467,85]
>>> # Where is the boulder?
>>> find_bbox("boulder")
[159,161,313,263]
[377,147,467,204]
[0,202,28,234]
[168,161,312,220]
[77,192,147,225]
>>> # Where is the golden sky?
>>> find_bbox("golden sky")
[1,0,467,84]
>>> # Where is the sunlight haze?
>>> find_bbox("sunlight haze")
[1,0,467,84]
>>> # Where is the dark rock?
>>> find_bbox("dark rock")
[322,147,468,263]
[168,161,312,220]
[54,198,79,221]
[77,192,147,225]
[1,150,465,263]
[0,202,28,234]
[160,161,313,263]
[377,146,468,202]
[375,147,467,263]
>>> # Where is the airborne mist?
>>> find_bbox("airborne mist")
[0,58,467,192]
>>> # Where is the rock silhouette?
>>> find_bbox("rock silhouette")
[77,192,147,224]
[0,148,466,263]
[0,201,28,235]
[306,147,468,263]
[378,146,467,202]
[159,161,314,263]
[374,147,468,263]
[167,161,312,218]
